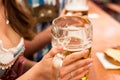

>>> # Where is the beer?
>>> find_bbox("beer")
[52,36,92,59]
[61,48,91,80]
[52,37,91,80]
[51,16,92,80]
[65,10,88,16]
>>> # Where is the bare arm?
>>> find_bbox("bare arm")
[24,26,51,59]
[18,55,37,72]
[17,47,63,80]
[24,9,67,59]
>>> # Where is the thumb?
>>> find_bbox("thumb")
[45,46,63,58]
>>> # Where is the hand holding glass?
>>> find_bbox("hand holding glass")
[51,16,92,80]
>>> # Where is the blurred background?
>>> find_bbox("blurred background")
[93,0,120,22]
[16,0,120,62]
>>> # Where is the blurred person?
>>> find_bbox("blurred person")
[0,0,92,80]
[27,0,65,61]
[16,0,65,61]
[22,0,60,61]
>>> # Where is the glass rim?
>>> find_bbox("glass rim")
[52,16,92,27]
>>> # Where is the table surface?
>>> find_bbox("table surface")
[88,1,120,80]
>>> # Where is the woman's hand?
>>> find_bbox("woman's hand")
[37,47,93,80]
[17,47,92,80]
[17,46,63,80]
[60,51,93,80]
[36,46,63,80]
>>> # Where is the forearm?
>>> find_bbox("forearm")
[23,58,37,72]
[24,26,51,58]
[16,64,40,80]
[19,56,37,72]
[16,62,51,80]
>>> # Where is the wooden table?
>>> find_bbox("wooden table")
[88,1,120,80]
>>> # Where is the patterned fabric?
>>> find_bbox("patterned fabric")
[0,38,25,80]
[1,55,25,80]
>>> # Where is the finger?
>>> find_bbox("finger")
[60,69,88,80]
[60,9,66,17]
[60,58,92,78]
[45,46,63,58]
[62,50,89,66]
[70,70,88,80]
[70,63,91,79]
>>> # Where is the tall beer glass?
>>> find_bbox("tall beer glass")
[64,0,89,16]
[51,16,92,80]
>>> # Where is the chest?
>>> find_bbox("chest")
[0,38,25,70]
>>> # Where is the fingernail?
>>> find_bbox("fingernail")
[83,50,88,53]
[82,50,89,55]
[87,63,92,67]
[88,58,93,63]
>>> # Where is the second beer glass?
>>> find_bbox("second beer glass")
[64,0,89,16]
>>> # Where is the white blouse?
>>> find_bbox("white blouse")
[0,38,25,70]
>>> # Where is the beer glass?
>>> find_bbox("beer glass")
[51,16,92,80]
[64,0,89,16]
